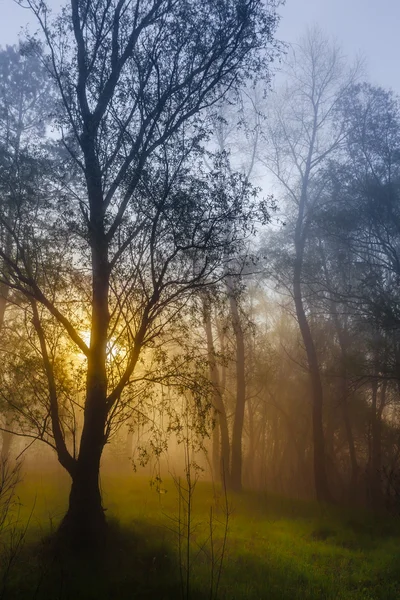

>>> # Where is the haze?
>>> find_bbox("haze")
[0,2,399,599]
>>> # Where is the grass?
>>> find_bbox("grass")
[1,467,400,599]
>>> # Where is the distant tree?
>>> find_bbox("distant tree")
[260,27,359,502]
[314,83,400,508]
[205,90,268,492]
[0,46,52,458]
[202,294,230,483]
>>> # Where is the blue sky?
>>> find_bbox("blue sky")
[0,0,399,92]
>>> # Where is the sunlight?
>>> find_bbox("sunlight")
[77,329,123,362]
[80,329,91,348]
[1,1,400,597]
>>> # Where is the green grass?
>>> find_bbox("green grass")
[2,468,400,599]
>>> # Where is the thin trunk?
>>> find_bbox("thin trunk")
[293,263,331,502]
[212,418,220,479]
[324,409,335,469]
[0,232,13,460]
[0,294,13,461]
[342,398,358,491]
[227,278,246,492]
[259,402,267,489]
[246,396,255,487]
[246,314,256,488]
[291,86,331,503]
[294,201,330,502]
[370,379,386,511]
[203,301,230,484]
[270,409,279,486]
[329,295,359,491]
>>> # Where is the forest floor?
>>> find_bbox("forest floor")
[1,468,400,599]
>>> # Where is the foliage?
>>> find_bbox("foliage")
[0,0,280,536]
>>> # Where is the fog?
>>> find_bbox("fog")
[0,1,399,599]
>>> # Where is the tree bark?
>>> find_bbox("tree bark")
[61,445,105,545]
[58,127,111,540]
[59,314,109,542]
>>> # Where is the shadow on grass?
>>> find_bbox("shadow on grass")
[4,519,206,600]
[4,491,400,600]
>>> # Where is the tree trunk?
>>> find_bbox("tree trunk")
[227,278,246,492]
[0,282,13,463]
[259,403,267,489]
[293,255,331,502]
[246,396,255,487]
[61,451,105,545]
[326,284,359,495]
[342,394,359,492]
[327,314,358,497]
[370,379,386,511]
[60,361,108,542]
[203,301,230,484]
[324,408,336,480]
[60,171,110,542]
[0,238,13,462]
[212,417,220,479]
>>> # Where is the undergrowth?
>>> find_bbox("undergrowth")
[2,469,400,599]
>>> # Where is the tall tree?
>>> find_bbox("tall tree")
[1,0,279,542]
[316,83,400,506]
[208,93,265,491]
[261,27,358,502]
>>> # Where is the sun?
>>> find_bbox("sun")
[77,329,122,361]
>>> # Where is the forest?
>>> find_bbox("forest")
[0,1,400,598]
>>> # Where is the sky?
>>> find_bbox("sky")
[0,0,399,93]
[277,0,400,93]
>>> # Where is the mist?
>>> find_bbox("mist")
[0,1,399,599]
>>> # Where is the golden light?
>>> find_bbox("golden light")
[77,330,123,362]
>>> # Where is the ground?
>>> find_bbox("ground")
[2,468,400,599]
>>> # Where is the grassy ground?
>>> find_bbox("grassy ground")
[1,468,400,599]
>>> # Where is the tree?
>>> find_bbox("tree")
[1,0,279,542]
[202,295,230,483]
[0,46,52,458]
[314,83,400,508]
[260,27,359,502]
[205,92,266,491]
